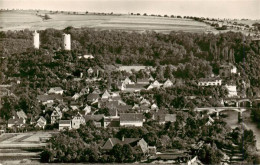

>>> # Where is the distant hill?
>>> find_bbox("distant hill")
[0,10,214,33]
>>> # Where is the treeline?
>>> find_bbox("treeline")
[1,28,259,84]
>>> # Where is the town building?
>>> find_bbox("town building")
[35,116,47,129]
[102,137,149,154]
[120,113,143,127]
[71,112,85,129]
[59,120,72,131]
[7,117,24,128]
[51,109,62,124]
[37,94,63,105]
[147,80,161,90]
[219,64,237,77]
[103,115,120,128]
[136,78,150,85]
[225,85,238,97]
[122,84,146,92]
[78,54,94,59]
[157,114,177,125]
[48,87,64,95]
[87,93,100,103]
[163,79,174,88]
[85,114,104,127]
[101,90,111,99]
[122,77,134,85]
[16,110,27,123]
[83,105,91,115]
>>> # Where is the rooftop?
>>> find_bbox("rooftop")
[120,113,143,122]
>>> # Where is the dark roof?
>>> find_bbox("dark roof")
[120,113,143,122]
[37,94,63,102]
[59,120,71,124]
[198,77,221,82]
[85,114,104,122]
[117,105,132,112]
[87,93,100,101]
[157,114,176,122]
[103,138,141,150]
[8,118,24,125]
[140,104,150,110]
[137,78,150,83]
[125,84,146,89]
[109,108,117,116]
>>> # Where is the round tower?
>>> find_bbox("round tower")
[63,33,71,50]
[33,30,40,49]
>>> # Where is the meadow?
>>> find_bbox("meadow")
[0,10,213,33]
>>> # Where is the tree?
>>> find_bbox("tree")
[44,14,51,20]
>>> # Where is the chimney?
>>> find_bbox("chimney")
[115,109,118,117]
[122,136,124,142]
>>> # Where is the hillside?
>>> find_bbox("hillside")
[0,10,214,33]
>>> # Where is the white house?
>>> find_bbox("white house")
[48,87,64,95]
[72,93,81,100]
[122,77,134,85]
[151,103,158,111]
[163,79,173,88]
[225,85,238,97]
[78,54,94,59]
[71,113,85,129]
[102,90,111,99]
[120,113,143,127]
[147,80,161,90]
[35,116,47,129]
[83,105,91,115]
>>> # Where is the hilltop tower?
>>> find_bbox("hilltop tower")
[63,33,71,50]
[33,31,40,49]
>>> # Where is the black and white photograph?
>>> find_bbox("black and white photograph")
[0,0,260,164]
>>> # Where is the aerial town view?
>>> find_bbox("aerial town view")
[0,0,260,164]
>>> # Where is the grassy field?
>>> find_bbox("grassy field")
[0,10,214,33]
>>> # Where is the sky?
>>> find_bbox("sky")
[0,0,259,19]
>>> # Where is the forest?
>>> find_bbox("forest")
[0,27,260,164]
[1,28,260,122]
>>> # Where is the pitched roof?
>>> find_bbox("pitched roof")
[49,87,63,92]
[59,120,71,125]
[137,78,150,83]
[16,110,27,119]
[198,77,222,82]
[163,79,173,88]
[87,93,100,101]
[103,138,141,150]
[158,114,176,122]
[83,54,94,59]
[125,84,146,89]
[37,94,63,102]
[37,116,46,123]
[120,113,143,122]
[102,90,111,98]
[85,114,104,122]
[8,118,24,125]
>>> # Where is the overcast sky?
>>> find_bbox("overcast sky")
[1,0,259,19]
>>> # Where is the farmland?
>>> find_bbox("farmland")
[0,132,56,164]
[0,10,214,33]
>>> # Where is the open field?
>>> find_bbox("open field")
[0,10,215,33]
[0,132,56,163]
